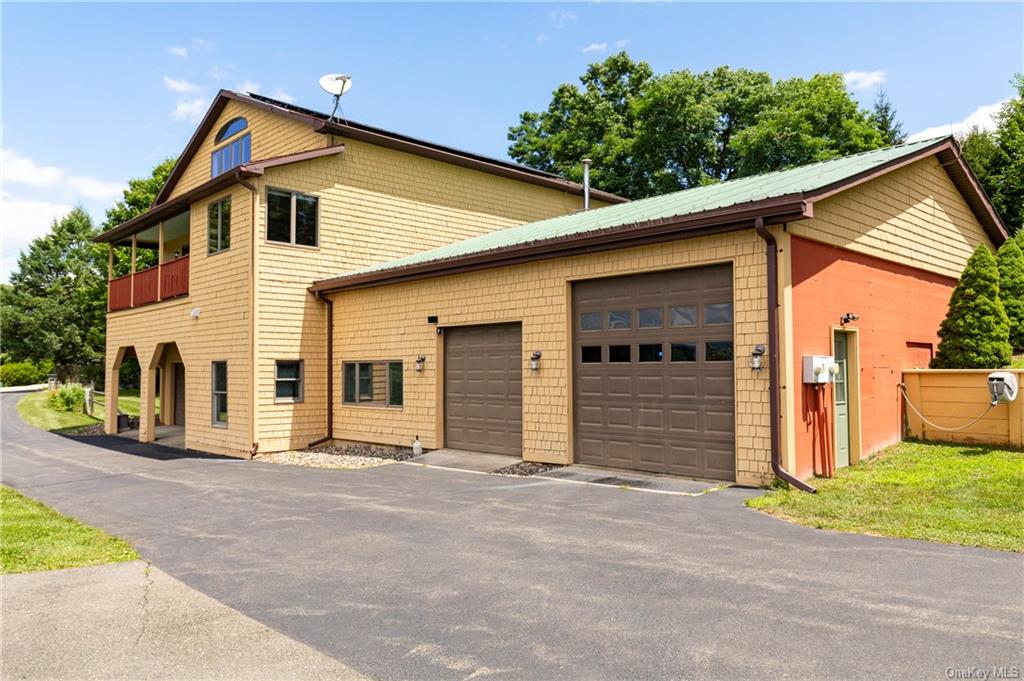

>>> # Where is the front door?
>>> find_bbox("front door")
[173,363,186,427]
[833,332,850,468]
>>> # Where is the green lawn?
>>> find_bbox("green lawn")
[1,485,137,573]
[16,389,157,432]
[748,441,1024,552]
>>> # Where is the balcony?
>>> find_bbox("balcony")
[108,255,190,312]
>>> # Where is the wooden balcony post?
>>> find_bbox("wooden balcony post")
[130,235,137,308]
[107,245,113,312]
[157,221,164,301]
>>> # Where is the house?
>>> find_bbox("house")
[307,137,1007,487]
[96,90,621,456]
[97,89,1006,487]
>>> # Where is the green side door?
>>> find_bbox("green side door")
[833,331,850,468]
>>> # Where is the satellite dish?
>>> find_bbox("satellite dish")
[319,73,352,97]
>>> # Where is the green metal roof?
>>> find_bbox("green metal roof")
[345,137,949,277]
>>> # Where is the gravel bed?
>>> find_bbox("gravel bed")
[62,423,107,436]
[255,450,395,470]
[308,442,418,462]
[492,461,564,476]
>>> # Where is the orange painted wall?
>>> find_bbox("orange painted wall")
[790,236,957,478]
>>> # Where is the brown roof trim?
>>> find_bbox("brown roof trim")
[310,196,809,294]
[803,137,1008,244]
[240,143,345,172]
[153,90,626,207]
[94,169,255,244]
[312,119,625,204]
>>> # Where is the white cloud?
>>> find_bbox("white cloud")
[843,69,886,91]
[167,45,188,58]
[162,75,200,93]
[536,33,551,44]
[0,149,124,203]
[0,149,65,187]
[582,42,608,54]
[208,64,233,81]
[549,9,578,27]
[172,98,207,123]
[269,88,295,104]
[614,38,630,50]
[191,37,213,51]
[235,80,261,94]
[0,197,74,281]
[907,99,1009,142]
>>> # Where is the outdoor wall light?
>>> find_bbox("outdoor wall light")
[750,344,766,372]
[190,306,201,320]
[840,312,859,325]
[529,350,543,371]
[414,355,426,372]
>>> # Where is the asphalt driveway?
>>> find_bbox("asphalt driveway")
[2,393,1021,680]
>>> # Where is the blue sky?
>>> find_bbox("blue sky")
[2,2,1021,280]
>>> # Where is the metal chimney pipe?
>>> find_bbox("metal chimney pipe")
[582,158,592,210]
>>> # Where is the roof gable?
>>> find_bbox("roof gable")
[311,137,1008,293]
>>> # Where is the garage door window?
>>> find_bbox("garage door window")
[581,346,602,363]
[608,310,631,330]
[706,341,734,361]
[638,308,663,328]
[670,305,698,327]
[608,345,631,362]
[670,343,697,362]
[705,303,733,325]
[580,312,601,331]
[639,343,663,362]
[343,361,403,407]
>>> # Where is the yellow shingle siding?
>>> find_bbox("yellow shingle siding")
[251,139,600,452]
[790,156,993,278]
[329,229,773,487]
[104,186,254,456]
[167,100,322,201]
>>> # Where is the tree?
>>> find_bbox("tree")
[959,75,1023,236]
[870,89,907,146]
[507,52,653,199]
[509,56,888,199]
[997,237,1024,351]
[931,244,1012,369]
[0,208,107,379]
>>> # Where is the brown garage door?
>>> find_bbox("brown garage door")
[445,323,523,456]
[572,265,735,480]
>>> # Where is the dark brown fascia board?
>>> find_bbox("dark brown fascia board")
[241,143,346,172]
[803,136,1008,244]
[313,119,625,205]
[94,169,257,244]
[310,196,809,294]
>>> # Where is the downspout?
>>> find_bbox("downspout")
[754,217,816,493]
[236,171,260,458]
[308,290,334,448]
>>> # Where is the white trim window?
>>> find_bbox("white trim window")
[267,188,318,247]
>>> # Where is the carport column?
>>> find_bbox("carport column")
[139,347,158,443]
[105,348,123,435]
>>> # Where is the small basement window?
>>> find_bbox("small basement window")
[275,360,304,403]
[343,361,403,407]
[267,188,318,246]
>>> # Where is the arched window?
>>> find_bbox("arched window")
[215,117,248,143]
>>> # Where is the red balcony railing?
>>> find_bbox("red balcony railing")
[160,255,189,299]
[107,255,189,312]
[109,274,132,311]
[133,267,159,306]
